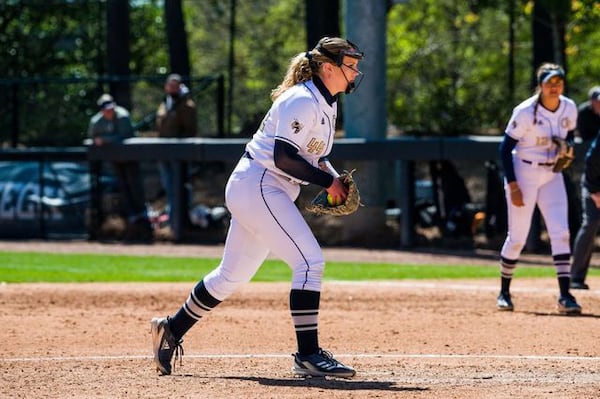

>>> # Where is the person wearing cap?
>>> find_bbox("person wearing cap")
[570,86,600,289]
[155,74,197,232]
[87,93,152,241]
[89,94,132,146]
[496,63,581,314]
[150,37,364,378]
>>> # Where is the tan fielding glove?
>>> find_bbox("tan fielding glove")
[552,137,575,173]
[305,169,362,216]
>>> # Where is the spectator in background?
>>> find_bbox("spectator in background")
[88,94,152,241]
[155,74,197,232]
[575,86,600,141]
[570,86,600,290]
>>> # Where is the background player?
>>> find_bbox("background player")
[150,36,364,378]
[497,63,581,314]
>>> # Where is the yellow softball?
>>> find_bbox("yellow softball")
[327,193,339,206]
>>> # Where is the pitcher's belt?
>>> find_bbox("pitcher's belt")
[522,159,554,167]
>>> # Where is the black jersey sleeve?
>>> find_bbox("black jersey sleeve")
[273,139,334,188]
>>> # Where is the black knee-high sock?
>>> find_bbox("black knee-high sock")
[169,280,222,341]
[290,289,320,355]
[500,256,517,293]
[553,253,571,297]
[501,276,512,294]
[558,277,571,297]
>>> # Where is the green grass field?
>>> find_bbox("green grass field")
[2,251,594,283]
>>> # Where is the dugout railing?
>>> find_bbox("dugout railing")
[0,136,590,245]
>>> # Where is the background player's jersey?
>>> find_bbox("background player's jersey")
[245,80,337,185]
[505,94,577,164]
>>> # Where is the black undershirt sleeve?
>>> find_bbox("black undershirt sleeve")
[273,139,334,188]
[499,134,518,183]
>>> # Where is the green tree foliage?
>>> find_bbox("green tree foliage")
[385,0,600,135]
[566,0,600,100]
[387,0,533,135]
[0,0,167,146]
[185,0,305,136]
[2,0,600,145]
[0,1,104,145]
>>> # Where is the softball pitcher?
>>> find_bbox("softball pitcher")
[150,37,364,378]
[497,63,581,314]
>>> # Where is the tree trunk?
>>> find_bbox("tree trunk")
[532,1,568,89]
[305,0,340,49]
[165,0,191,84]
[106,0,131,110]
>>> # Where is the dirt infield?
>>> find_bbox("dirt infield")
[1,241,600,398]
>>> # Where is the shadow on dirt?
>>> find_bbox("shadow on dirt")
[525,311,600,319]
[217,376,429,392]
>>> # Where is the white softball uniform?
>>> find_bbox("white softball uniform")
[501,94,577,259]
[203,80,337,300]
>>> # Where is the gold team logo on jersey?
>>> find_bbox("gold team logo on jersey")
[560,117,570,129]
[307,137,325,154]
[535,136,550,146]
[291,119,304,134]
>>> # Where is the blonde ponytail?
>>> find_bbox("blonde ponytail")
[271,52,315,101]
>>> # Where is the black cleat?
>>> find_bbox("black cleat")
[570,281,589,290]
[497,291,514,311]
[557,294,582,315]
[150,316,184,375]
[292,348,356,378]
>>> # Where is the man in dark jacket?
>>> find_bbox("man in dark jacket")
[576,86,600,141]
[155,74,197,234]
[156,74,197,138]
[570,87,600,289]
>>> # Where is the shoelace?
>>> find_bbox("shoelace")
[318,349,338,365]
[171,339,184,372]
